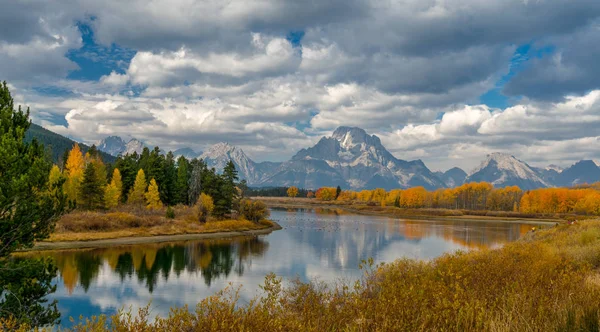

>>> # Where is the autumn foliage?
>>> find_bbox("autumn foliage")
[314,181,600,215]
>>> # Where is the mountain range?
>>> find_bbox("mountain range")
[29,124,600,190]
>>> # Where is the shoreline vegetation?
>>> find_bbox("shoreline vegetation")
[29,205,277,250]
[7,217,600,331]
[259,196,560,224]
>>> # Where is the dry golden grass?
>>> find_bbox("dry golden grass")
[48,205,273,242]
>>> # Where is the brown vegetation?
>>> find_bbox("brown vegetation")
[48,205,273,242]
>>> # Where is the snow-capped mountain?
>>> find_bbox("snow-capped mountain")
[465,153,550,190]
[262,127,445,190]
[123,139,145,155]
[200,142,280,184]
[173,147,199,160]
[545,164,564,173]
[555,160,600,187]
[96,136,146,156]
[96,136,127,156]
[435,167,467,188]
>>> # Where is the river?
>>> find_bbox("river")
[27,207,535,326]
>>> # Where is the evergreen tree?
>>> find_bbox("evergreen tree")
[238,179,249,198]
[175,156,190,205]
[336,185,342,199]
[115,153,138,202]
[162,151,177,205]
[145,178,163,210]
[79,163,104,210]
[0,81,64,326]
[128,169,147,205]
[217,160,239,216]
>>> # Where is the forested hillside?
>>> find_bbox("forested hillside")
[25,123,116,164]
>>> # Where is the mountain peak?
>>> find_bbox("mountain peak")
[331,126,382,149]
[545,164,564,173]
[203,142,236,157]
[467,152,549,189]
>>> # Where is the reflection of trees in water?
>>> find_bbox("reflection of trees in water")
[40,236,269,294]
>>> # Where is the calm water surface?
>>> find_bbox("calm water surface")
[30,208,534,325]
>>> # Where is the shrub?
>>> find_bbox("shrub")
[195,193,214,223]
[239,199,270,222]
[165,206,175,219]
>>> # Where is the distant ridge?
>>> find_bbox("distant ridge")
[25,123,116,164]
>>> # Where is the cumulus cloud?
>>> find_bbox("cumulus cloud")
[2,0,600,169]
[381,91,600,170]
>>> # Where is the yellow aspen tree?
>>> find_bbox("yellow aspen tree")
[104,168,123,209]
[287,186,299,198]
[104,183,120,209]
[64,143,85,204]
[145,178,163,210]
[111,168,123,198]
[48,165,64,204]
[195,193,214,222]
[128,169,147,205]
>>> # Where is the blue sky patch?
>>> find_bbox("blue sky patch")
[479,43,554,109]
[66,23,135,82]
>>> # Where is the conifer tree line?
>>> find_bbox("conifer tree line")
[58,144,242,218]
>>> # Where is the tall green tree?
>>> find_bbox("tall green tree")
[0,81,65,326]
[162,151,177,205]
[115,153,138,202]
[79,162,105,210]
[175,156,190,205]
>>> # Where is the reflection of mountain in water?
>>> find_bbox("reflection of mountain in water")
[44,236,268,294]
[273,208,529,270]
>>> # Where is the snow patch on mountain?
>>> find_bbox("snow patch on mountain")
[466,153,550,189]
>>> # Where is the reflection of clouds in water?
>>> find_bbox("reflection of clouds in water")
[36,208,531,325]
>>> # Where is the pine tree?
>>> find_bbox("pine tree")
[336,185,342,199]
[128,169,147,205]
[162,151,177,205]
[0,81,64,326]
[64,143,85,205]
[175,156,190,205]
[79,163,104,210]
[115,153,138,201]
[145,178,163,210]
[218,160,239,216]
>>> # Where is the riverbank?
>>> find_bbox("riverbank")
[29,205,279,250]
[28,221,282,251]
[259,196,560,224]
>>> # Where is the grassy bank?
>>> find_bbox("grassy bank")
[46,205,274,242]
[6,218,600,331]
[259,196,564,223]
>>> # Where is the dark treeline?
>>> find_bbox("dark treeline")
[246,186,309,197]
[112,146,239,217]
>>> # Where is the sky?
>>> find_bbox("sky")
[2,0,600,172]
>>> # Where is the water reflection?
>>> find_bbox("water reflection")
[46,237,268,294]
[25,208,534,325]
